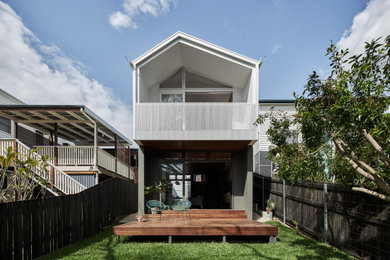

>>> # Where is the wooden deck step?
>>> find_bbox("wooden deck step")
[146,214,247,220]
[113,218,278,237]
[145,209,247,220]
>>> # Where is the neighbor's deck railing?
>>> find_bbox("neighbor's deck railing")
[37,145,133,180]
[134,102,258,140]
[0,139,87,195]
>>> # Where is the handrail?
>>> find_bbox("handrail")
[97,148,116,172]
[0,139,87,195]
[35,145,132,180]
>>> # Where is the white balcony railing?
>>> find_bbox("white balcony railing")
[97,148,116,172]
[36,146,133,180]
[135,102,258,140]
[0,139,87,195]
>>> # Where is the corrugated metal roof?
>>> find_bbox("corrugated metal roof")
[0,105,131,146]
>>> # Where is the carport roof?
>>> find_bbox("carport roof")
[0,105,131,146]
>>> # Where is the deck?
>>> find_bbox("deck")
[113,210,278,243]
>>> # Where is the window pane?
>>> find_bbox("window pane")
[186,71,231,89]
[161,94,183,103]
[185,92,232,102]
[160,70,182,88]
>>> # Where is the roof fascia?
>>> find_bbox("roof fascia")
[131,32,259,69]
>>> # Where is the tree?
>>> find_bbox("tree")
[0,146,50,202]
[257,36,390,202]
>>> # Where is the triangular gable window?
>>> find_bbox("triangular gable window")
[185,71,231,89]
[160,70,182,88]
[159,68,231,89]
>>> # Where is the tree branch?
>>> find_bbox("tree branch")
[363,130,390,168]
[333,138,390,197]
[352,187,390,203]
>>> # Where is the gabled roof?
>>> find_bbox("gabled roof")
[130,31,260,69]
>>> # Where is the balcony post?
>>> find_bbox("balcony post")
[94,123,98,169]
[51,123,58,186]
[114,134,118,173]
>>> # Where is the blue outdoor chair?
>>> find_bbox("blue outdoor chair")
[146,200,167,220]
[172,200,192,220]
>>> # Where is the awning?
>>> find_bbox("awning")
[0,105,131,146]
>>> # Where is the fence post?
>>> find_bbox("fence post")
[261,176,265,211]
[323,182,328,244]
[283,179,286,224]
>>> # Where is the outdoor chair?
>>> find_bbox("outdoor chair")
[172,200,192,220]
[146,200,167,221]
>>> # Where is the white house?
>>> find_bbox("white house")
[255,100,296,177]
[0,89,134,195]
[132,32,261,218]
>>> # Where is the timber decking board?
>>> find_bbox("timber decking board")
[113,214,278,237]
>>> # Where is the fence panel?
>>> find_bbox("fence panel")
[267,179,390,259]
[0,178,137,259]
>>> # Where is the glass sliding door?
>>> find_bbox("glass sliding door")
[161,161,183,205]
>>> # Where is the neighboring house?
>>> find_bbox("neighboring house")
[255,99,296,177]
[0,89,134,195]
[132,32,260,218]
[0,88,24,139]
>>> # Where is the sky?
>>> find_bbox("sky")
[0,0,389,140]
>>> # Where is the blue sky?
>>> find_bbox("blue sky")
[0,0,389,138]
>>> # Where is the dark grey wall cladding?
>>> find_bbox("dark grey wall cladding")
[70,174,96,188]
[260,166,272,177]
[260,151,271,166]
[255,150,272,176]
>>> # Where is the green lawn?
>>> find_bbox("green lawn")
[38,221,355,260]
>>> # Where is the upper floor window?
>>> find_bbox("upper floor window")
[159,68,233,102]
[159,68,232,90]
[160,70,182,89]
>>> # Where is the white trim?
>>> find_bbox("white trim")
[131,32,259,69]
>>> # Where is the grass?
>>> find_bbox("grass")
[38,221,355,260]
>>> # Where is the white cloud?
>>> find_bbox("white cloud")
[109,11,135,29]
[337,0,390,55]
[271,44,282,54]
[109,0,176,30]
[0,2,133,142]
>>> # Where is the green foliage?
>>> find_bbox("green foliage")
[0,146,50,202]
[144,180,173,200]
[266,201,275,210]
[257,35,390,201]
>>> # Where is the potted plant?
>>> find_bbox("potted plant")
[266,201,275,213]
[144,180,172,204]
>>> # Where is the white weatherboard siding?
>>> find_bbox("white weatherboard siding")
[0,89,24,138]
[257,104,296,151]
[255,103,296,175]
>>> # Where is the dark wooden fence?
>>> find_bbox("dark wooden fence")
[265,179,390,259]
[0,177,137,259]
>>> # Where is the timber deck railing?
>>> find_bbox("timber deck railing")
[0,139,87,195]
[36,146,134,180]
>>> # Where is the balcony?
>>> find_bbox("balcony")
[36,146,135,180]
[134,103,257,140]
